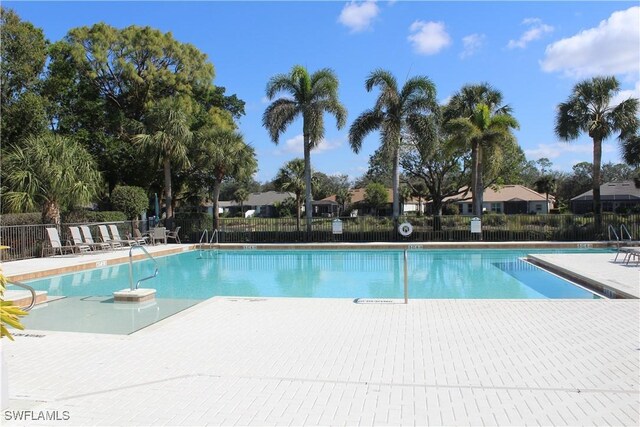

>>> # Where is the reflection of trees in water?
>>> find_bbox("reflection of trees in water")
[409,252,533,298]
[207,250,401,273]
[192,253,259,298]
[275,252,322,297]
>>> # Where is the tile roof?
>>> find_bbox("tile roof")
[571,181,640,201]
[444,185,549,203]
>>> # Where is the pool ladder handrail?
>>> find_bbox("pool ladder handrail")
[209,229,218,245]
[608,224,620,243]
[128,245,159,291]
[198,229,209,250]
[6,279,37,311]
[620,224,633,241]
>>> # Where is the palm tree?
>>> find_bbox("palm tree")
[349,69,437,223]
[263,65,347,235]
[274,159,306,231]
[3,133,102,224]
[621,134,639,166]
[132,98,193,228]
[534,175,556,211]
[234,187,250,217]
[555,76,639,233]
[193,127,257,230]
[445,84,519,217]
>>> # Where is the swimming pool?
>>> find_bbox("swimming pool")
[17,249,603,334]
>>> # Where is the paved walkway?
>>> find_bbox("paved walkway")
[3,244,193,282]
[3,297,639,426]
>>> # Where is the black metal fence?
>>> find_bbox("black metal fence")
[2,214,638,262]
[176,213,640,244]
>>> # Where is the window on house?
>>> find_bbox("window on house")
[491,203,501,213]
[536,204,542,212]
[467,203,473,214]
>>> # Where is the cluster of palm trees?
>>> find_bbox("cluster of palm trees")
[263,66,518,232]
[264,66,638,236]
[4,61,637,238]
[132,97,257,230]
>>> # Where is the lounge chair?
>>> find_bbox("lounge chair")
[68,226,100,252]
[616,246,640,265]
[151,227,167,245]
[108,224,138,246]
[166,226,181,244]
[44,227,88,256]
[130,228,149,245]
[80,226,112,251]
[97,225,123,250]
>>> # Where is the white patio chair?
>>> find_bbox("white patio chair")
[166,226,181,244]
[97,225,123,250]
[108,224,138,246]
[80,226,112,251]
[69,226,103,252]
[151,227,167,245]
[44,227,86,256]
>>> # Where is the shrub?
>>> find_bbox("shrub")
[0,213,41,226]
[441,203,460,215]
[483,214,507,226]
[111,186,149,220]
[63,210,126,223]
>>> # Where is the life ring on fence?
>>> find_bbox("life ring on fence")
[398,222,413,237]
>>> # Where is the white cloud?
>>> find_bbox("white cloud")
[525,141,615,161]
[260,96,270,105]
[507,17,553,49]
[611,81,640,107]
[541,6,640,78]
[460,33,485,59]
[274,134,343,155]
[338,1,380,33]
[408,21,451,55]
[439,95,452,106]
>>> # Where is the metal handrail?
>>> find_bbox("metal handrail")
[620,224,633,241]
[209,229,218,245]
[608,224,620,242]
[128,245,159,290]
[7,280,37,311]
[198,229,209,249]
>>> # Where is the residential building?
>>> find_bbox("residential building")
[570,181,640,214]
[207,191,295,217]
[444,185,553,215]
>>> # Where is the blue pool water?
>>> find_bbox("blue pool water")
[16,249,603,334]
[25,249,601,300]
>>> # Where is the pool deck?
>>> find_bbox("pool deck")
[3,244,195,282]
[528,253,640,299]
[2,244,639,426]
[3,298,639,426]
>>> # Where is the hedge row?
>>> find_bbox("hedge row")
[0,210,127,226]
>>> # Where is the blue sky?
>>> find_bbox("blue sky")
[7,1,640,183]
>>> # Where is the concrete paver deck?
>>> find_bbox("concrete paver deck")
[3,244,193,282]
[529,253,639,298]
[2,247,638,426]
[3,297,639,426]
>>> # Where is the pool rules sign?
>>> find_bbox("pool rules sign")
[470,217,481,233]
[332,219,343,234]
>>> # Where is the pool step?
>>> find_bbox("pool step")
[5,290,48,308]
